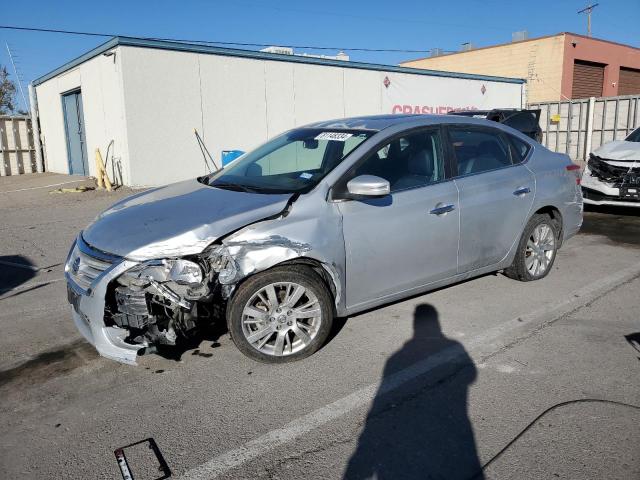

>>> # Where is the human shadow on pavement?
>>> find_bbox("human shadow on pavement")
[0,255,37,292]
[344,304,483,480]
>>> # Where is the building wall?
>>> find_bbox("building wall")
[34,49,131,184]
[401,36,565,103]
[118,46,522,186]
[119,47,203,188]
[36,43,523,187]
[561,34,640,99]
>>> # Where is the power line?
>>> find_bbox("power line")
[0,24,455,54]
[578,3,599,37]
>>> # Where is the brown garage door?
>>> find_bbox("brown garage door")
[619,67,640,95]
[572,60,605,99]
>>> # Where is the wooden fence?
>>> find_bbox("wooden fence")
[0,115,39,176]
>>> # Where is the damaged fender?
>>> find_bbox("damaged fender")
[208,200,346,314]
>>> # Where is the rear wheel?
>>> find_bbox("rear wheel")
[227,265,334,363]
[504,214,559,282]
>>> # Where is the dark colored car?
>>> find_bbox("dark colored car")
[450,109,543,143]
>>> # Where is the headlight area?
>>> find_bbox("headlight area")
[106,257,223,349]
[103,243,286,352]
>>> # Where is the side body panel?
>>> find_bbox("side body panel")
[338,181,460,309]
[525,148,583,242]
[454,165,535,272]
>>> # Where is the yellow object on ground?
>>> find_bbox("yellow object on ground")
[94,148,113,191]
[49,186,95,194]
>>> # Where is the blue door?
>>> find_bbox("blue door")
[62,90,89,175]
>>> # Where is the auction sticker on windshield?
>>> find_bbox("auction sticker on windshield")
[315,132,353,141]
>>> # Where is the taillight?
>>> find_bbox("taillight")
[566,164,581,185]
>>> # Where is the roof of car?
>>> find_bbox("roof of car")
[306,114,425,130]
[305,113,505,131]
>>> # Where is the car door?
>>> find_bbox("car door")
[447,125,535,273]
[336,127,460,310]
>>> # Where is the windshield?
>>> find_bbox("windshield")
[627,128,640,142]
[207,128,374,193]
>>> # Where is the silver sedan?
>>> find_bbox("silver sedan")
[65,114,583,364]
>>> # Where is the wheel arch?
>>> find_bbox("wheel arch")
[276,258,339,314]
[230,257,340,316]
[531,205,564,246]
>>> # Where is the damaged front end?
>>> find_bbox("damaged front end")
[107,257,217,350]
[71,226,341,364]
[66,236,233,363]
[582,154,640,205]
[587,155,640,186]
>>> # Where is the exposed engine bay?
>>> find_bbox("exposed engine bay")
[106,257,216,348]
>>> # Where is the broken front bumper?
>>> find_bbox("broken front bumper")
[581,165,640,207]
[65,237,145,365]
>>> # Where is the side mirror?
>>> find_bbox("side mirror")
[346,175,390,198]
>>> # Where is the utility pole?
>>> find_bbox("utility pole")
[578,3,599,37]
[5,42,29,112]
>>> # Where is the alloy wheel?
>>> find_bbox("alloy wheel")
[525,223,556,277]
[241,282,322,357]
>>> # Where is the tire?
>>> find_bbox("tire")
[504,214,560,282]
[227,265,334,363]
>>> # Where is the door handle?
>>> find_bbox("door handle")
[430,203,456,215]
[513,186,531,196]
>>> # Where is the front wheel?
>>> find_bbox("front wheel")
[227,265,334,363]
[504,214,559,282]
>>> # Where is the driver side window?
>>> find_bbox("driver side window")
[354,129,445,192]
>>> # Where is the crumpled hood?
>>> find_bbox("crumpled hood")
[593,140,640,161]
[83,179,292,260]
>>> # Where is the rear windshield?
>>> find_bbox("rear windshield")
[206,128,373,194]
[627,128,640,142]
[501,111,540,133]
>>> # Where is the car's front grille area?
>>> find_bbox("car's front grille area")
[67,237,119,291]
[588,156,640,186]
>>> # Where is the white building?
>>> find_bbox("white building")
[32,36,525,187]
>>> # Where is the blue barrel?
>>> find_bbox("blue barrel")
[221,150,245,166]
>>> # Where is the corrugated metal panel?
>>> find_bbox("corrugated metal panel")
[572,60,604,99]
[619,67,640,96]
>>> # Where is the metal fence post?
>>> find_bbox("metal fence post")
[584,97,596,162]
[0,119,9,176]
[28,83,44,173]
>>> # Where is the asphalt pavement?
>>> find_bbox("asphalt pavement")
[1,173,639,480]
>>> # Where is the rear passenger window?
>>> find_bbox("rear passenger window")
[449,128,512,175]
[508,135,532,164]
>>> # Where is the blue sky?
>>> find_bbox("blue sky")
[2,0,639,111]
